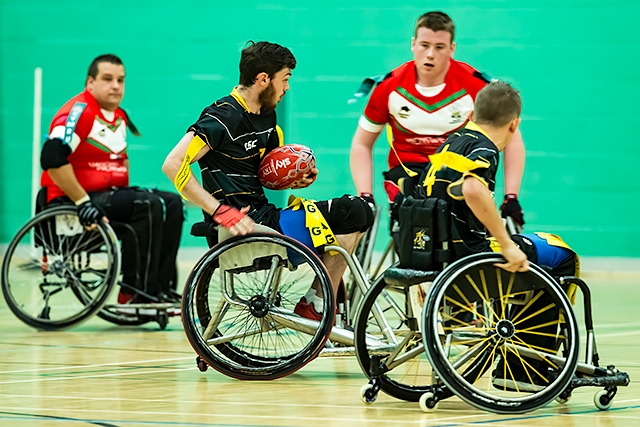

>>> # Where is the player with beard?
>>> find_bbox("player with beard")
[163,41,374,320]
[350,11,526,231]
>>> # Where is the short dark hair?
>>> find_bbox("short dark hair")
[239,41,296,87]
[87,54,124,81]
[473,81,522,127]
[414,11,455,42]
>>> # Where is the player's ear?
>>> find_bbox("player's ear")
[508,117,521,133]
[450,41,456,56]
[468,110,475,122]
[255,72,269,87]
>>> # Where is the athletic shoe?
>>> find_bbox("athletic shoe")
[118,289,136,304]
[294,298,323,321]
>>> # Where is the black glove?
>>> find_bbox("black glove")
[500,194,525,226]
[77,199,106,227]
[359,192,375,205]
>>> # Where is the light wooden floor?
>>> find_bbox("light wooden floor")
[1,255,639,426]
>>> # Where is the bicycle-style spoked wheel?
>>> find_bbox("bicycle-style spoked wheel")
[422,253,579,414]
[1,206,120,330]
[182,233,334,379]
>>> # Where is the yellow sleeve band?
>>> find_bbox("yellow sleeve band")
[174,135,207,200]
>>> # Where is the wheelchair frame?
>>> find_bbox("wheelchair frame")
[1,203,180,330]
[180,202,631,414]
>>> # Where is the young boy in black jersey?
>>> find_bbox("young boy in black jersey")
[418,81,578,391]
[163,41,374,320]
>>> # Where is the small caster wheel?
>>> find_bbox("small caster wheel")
[359,384,377,404]
[594,390,612,410]
[556,390,572,404]
[196,356,208,372]
[419,392,439,413]
[157,311,168,330]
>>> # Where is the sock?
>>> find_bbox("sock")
[304,288,317,303]
[310,294,324,314]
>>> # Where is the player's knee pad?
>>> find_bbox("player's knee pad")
[324,195,374,234]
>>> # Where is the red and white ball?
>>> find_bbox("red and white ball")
[258,144,316,190]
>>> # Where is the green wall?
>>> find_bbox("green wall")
[1,1,639,256]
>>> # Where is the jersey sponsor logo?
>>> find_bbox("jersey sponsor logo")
[260,157,292,178]
[244,139,257,151]
[64,102,87,144]
[398,106,410,119]
[88,161,127,173]
[405,135,447,147]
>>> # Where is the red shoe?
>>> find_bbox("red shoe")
[294,299,323,321]
[118,290,136,304]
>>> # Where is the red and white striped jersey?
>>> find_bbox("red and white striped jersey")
[359,59,489,169]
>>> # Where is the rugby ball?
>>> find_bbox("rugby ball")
[258,144,316,190]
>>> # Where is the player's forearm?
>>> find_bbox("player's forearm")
[163,135,220,215]
[462,177,511,247]
[503,128,525,195]
[47,164,89,203]
[350,144,374,194]
[350,127,378,194]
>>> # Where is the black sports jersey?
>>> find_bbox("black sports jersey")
[419,122,500,256]
[188,89,282,227]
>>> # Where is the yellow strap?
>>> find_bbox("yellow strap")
[276,125,284,147]
[387,125,418,178]
[287,196,339,252]
[421,144,491,196]
[174,135,207,200]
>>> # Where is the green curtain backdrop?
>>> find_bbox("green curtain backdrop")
[1,1,639,256]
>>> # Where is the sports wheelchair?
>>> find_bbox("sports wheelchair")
[354,197,631,414]
[1,192,180,330]
[181,220,379,379]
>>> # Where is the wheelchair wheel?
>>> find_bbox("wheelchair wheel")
[354,271,433,401]
[422,253,579,414]
[182,233,334,380]
[354,265,490,402]
[1,206,120,330]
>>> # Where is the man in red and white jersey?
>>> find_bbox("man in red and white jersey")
[350,11,525,229]
[39,54,184,304]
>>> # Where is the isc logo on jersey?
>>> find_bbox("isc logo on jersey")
[244,139,257,151]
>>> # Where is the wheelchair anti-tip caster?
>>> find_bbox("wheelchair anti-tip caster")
[556,389,572,404]
[419,392,439,412]
[359,383,379,404]
[156,311,168,330]
[594,387,617,411]
[196,356,208,372]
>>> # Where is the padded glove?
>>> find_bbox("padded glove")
[212,204,245,229]
[77,199,106,227]
[500,194,525,227]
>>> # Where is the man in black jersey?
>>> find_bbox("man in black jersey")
[163,41,374,320]
[419,81,579,392]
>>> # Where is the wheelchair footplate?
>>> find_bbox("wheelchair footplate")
[104,302,181,330]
